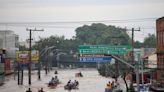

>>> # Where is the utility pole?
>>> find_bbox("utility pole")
[131,28,140,92]
[26,28,44,85]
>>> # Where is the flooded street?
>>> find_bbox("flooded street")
[0,69,114,92]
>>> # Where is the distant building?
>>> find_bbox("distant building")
[0,30,19,74]
[141,48,156,68]
[156,16,164,83]
[0,30,19,58]
[134,48,142,62]
[0,49,5,84]
[147,54,157,68]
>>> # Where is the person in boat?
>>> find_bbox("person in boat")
[105,81,113,92]
[69,79,75,86]
[67,79,77,86]
[75,80,79,86]
[106,81,112,89]
[65,79,72,89]
[65,79,78,89]
[54,76,59,84]
[38,88,44,92]
[49,77,55,85]
[67,80,71,85]
[54,70,58,74]
[26,88,32,92]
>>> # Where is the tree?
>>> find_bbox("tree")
[75,23,131,45]
[134,41,143,48]
[34,23,132,64]
[19,45,28,51]
[143,34,156,48]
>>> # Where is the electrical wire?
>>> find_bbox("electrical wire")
[0,17,157,25]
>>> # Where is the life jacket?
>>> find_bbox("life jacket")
[107,82,112,89]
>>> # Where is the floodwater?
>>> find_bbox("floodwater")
[0,68,115,92]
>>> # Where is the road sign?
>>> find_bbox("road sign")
[80,54,105,57]
[79,45,131,55]
[80,56,112,62]
[79,45,131,49]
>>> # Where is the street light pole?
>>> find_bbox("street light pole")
[45,46,56,74]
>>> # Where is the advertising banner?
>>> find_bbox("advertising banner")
[5,59,10,70]
[16,51,39,63]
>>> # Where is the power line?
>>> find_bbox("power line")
[0,24,156,30]
[0,25,78,28]
[0,17,157,25]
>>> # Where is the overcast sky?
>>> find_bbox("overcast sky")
[0,0,164,42]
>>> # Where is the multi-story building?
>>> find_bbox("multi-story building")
[0,49,5,84]
[0,30,19,57]
[156,17,164,83]
[0,30,19,74]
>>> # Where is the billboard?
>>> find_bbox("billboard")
[5,59,11,71]
[16,51,39,63]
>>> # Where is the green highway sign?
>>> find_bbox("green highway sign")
[79,45,131,49]
[79,45,131,55]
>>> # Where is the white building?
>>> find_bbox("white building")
[141,48,157,69]
[133,48,157,69]
[147,54,157,68]
[0,30,19,59]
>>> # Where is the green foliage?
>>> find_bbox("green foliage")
[75,23,131,45]
[19,45,28,51]
[97,64,106,76]
[32,35,79,64]
[134,41,143,48]
[143,33,156,48]
[32,23,157,64]
[98,63,117,77]
[35,35,65,51]
[134,33,156,48]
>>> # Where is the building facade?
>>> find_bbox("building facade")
[0,30,19,74]
[156,17,164,83]
[0,30,19,58]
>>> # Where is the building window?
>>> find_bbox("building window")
[157,33,160,46]
[163,31,164,45]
